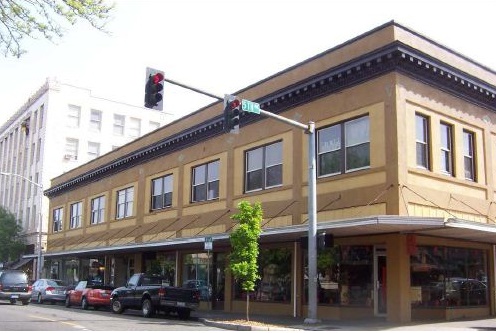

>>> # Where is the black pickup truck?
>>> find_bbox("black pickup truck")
[110,273,200,319]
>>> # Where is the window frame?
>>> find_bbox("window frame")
[116,187,134,219]
[463,130,476,181]
[440,122,454,176]
[191,160,220,203]
[53,207,63,233]
[151,174,173,210]
[69,201,82,229]
[317,115,370,177]
[416,113,431,170]
[244,141,283,192]
[90,195,105,225]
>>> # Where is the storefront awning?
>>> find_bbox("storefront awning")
[43,215,496,258]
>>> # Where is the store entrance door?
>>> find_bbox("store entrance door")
[374,247,387,317]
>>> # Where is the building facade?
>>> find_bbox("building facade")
[0,78,171,278]
[43,22,496,323]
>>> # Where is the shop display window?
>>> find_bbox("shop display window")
[304,245,373,306]
[233,248,291,302]
[410,246,488,307]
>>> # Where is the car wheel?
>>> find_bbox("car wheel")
[21,300,30,305]
[111,298,124,314]
[81,297,88,310]
[65,296,71,308]
[141,298,154,318]
[37,293,43,304]
[177,308,191,320]
[10,299,16,305]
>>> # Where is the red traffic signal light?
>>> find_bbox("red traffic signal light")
[223,94,241,134]
[144,69,164,111]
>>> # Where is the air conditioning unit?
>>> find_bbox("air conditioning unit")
[64,154,77,160]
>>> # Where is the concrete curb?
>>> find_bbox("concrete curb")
[200,318,303,331]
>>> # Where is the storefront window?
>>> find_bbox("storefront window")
[183,253,212,300]
[410,246,488,307]
[233,248,292,302]
[145,253,176,286]
[304,245,373,306]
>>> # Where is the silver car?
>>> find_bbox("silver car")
[31,278,70,304]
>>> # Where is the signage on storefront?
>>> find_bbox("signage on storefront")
[204,236,213,251]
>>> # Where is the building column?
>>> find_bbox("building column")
[386,234,411,323]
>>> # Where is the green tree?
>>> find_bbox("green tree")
[0,206,25,263]
[229,201,262,321]
[0,0,114,57]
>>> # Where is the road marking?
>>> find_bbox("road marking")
[29,315,89,330]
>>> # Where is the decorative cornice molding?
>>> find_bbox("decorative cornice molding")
[44,41,496,197]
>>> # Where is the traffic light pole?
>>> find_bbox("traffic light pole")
[160,76,319,323]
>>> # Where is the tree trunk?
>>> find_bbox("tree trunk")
[246,292,250,321]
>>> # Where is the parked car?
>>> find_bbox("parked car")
[182,279,212,300]
[429,278,487,306]
[0,270,31,305]
[31,279,71,304]
[110,273,200,319]
[65,280,115,310]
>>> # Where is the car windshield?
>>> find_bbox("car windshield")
[47,280,67,287]
[3,272,28,284]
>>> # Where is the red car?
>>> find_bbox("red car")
[65,281,114,310]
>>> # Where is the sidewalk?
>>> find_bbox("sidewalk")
[194,310,496,331]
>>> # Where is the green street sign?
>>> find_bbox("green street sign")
[242,99,260,114]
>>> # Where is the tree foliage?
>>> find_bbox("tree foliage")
[0,0,114,57]
[0,206,25,262]
[229,201,262,321]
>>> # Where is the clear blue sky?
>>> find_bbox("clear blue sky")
[1,0,495,125]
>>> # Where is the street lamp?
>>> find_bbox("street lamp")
[0,172,44,280]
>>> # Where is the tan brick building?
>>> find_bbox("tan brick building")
[43,21,496,323]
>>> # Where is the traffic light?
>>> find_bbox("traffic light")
[144,69,164,111]
[223,94,241,134]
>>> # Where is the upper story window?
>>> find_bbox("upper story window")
[90,109,102,132]
[151,174,173,210]
[70,201,82,229]
[53,207,63,233]
[91,195,105,225]
[245,141,283,192]
[416,114,430,169]
[440,122,454,176]
[149,121,160,132]
[317,115,370,177]
[129,118,141,138]
[463,130,476,181]
[67,105,81,128]
[191,160,219,202]
[88,141,100,159]
[39,104,44,130]
[116,187,134,219]
[65,138,79,160]
[113,114,125,136]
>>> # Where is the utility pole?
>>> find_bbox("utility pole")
[155,76,320,324]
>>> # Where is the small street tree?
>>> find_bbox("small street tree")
[0,206,25,263]
[228,201,263,321]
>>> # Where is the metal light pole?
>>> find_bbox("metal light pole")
[0,172,44,280]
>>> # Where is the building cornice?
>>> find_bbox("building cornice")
[44,41,496,197]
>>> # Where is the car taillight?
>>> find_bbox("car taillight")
[158,287,165,297]
[194,290,200,301]
[0,283,3,291]
[28,285,32,292]
[46,286,54,293]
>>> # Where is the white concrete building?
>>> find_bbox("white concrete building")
[0,77,171,279]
